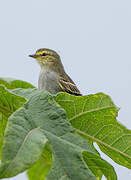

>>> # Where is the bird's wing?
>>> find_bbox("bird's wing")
[59,75,82,96]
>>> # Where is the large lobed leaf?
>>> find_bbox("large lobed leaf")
[0,89,117,180]
[55,93,131,169]
[0,78,128,179]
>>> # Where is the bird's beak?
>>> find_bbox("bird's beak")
[29,54,37,58]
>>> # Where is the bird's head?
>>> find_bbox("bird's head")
[29,48,61,69]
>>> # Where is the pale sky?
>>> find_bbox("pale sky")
[0,0,131,179]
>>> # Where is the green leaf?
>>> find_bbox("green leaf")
[11,88,38,100]
[0,85,26,117]
[55,92,131,169]
[0,80,34,157]
[27,144,52,180]
[5,89,117,180]
[0,113,7,159]
[0,86,26,160]
[83,152,116,180]
[0,78,35,89]
[0,90,100,180]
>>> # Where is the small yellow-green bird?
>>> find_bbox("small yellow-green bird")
[29,48,81,96]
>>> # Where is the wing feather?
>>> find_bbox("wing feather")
[59,75,82,96]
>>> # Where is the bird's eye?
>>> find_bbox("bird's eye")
[42,53,47,56]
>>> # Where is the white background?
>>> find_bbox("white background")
[0,0,131,179]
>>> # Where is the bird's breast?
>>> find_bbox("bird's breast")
[38,69,61,94]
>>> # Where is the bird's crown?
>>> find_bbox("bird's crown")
[35,48,60,58]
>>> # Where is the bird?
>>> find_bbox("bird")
[29,48,81,96]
